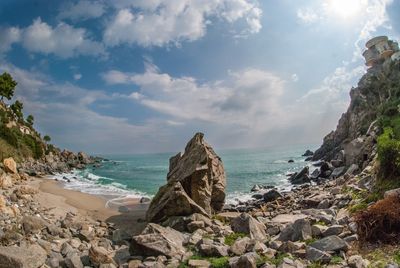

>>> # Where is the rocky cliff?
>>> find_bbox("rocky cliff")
[312,59,400,169]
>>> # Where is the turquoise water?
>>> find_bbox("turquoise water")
[57,144,316,204]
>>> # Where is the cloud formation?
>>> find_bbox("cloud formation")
[58,0,106,21]
[103,0,262,47]
[0,18,106,58]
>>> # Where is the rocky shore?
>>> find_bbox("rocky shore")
[0,130,393,268]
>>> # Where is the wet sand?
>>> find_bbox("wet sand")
[33,177,149,235]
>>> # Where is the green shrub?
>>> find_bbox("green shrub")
[224,232,247,246]
[377,127,400,178]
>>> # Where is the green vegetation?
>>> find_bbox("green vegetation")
[43,135,51,143]
[330,256,344,264]
[0,72,17,101]
[377,127,400,178]
[0,73,48,161]
[224,232,247,246]
[179,255,229,268]
[308,262,323,268]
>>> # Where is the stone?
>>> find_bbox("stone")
[331,167,346,178]
[112,229,131,243]
[348,255,370,268]
[384,188,400,199]
[346,164,359,176]
[309,236,348,252]
[187,221,205,232]
[231,213,267,241]
[128,260,143,268]
[131,223,186,260]
[0,244,47,268]
[230,237,252,256]
[230,252,259,268]
[146,133,226,222]
[0,173,13,189]
[199,240,228,257]
[270,214,308,224]
[188,259,211,268]
[302,150,314,157]
[65,253,84,268]
[289,167,310,184]
[322,225,344,237]
[306,246,331,263]
[311,225,328,237]
[22,215,47,235]
[3,157,17,174]
[278,219,312,242]
[263,189,283,203]
[89,245,115,266]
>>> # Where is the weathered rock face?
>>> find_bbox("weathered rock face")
[312,60,400,167]
[3,157,17,174]
[130,223,187,260]
[146,133,226,223]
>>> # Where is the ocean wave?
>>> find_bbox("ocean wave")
[51,170,150,202]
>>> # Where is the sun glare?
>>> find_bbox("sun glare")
[327,0,365,18]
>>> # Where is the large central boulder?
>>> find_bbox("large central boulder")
[146,132,226,223]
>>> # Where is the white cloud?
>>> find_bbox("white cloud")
[291,74,299,82]
[0,18,106,58]
[297,8,320,23]
[58,0,105,21]
[104,62,285,131]
[103,0,262,47]
[21,18,106,58]
[73,73,82,80]
[0,27,21,54]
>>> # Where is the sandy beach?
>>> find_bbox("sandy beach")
[31,177,149,236]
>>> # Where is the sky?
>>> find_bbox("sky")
[0,0,399,154]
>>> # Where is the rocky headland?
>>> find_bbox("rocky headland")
[1,37,400,268]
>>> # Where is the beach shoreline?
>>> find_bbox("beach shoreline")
[31,176,149,235]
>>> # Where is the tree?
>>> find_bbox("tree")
[0,72,17,101]
[43,135,51,143]
[10,100,23,121]
[26,115,34,126]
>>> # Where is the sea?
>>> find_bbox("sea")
[52,144,318,207]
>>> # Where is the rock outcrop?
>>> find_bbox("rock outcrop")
[146,133,226,223]
[313,60,400,169]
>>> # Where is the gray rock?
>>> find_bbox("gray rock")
[348,255,370,268]
[230,252,259,268]
[188,259,211,268]
[231,213,267,241]
[0,245,47,268]
[331,167,346,178]
[322,225,344,237]
[305,246,331,263]
[146,133,226,222]
[230,237,252,256]
[309,235,348,252]
[289,167,310,184]
[199,239,228,257]
[263,190,283,203]
[65,253,84,268]
[112,229,131,243]
[131,223,186,260]
[278,219,312,242]
[22,216,47,235]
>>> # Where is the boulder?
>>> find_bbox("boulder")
[131,223,186,260]
[89,246,115,266]
[231,213,267,241]
[3,157,17,174]
[309,236,348,252]
[302,150,314,157]
[263,189,282,202]
[77,152,91,164]
[348,255,370,268]
[146,133,226,222]
[230,252,259,268]
[230,237,252,256]
[278,218,312,242]
[188,259,211,268]
[306,246,331,263]
[289,166,310,184]
[0,245,47,268]
[22,216,48,235]
[0,173,13,189]
[330,166,346,178]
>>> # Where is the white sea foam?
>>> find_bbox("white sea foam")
[51,169,150,206]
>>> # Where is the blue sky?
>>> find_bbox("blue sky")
[0,0,399,154]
